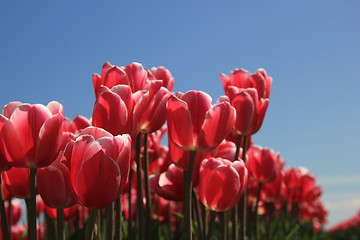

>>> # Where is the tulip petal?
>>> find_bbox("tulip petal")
[166,95,194,150]
[76,150,121,209]
[125,62,147,92]
[2,101,22,118]
[0,115,24,167]
[92,90,128,135]
[47,101,64,115]
[79,126,113,140]
[181,91,212,138]
[198,101,235,151]
[231,91,255,136]
[35,113,63,167]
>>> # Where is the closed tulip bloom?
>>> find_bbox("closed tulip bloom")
[220,68,272,99]
[247,146,281,184]
[147,66,175,92]
[139,80,171,133]
[62,126,131,209]
[0,101,63,168]
[92,84,149,138]
[167,90,235,152]
[197,157,247,211]
[92,62,129,98]
[37,150,77,208]
[1,167,31,199]
[150,163,187,202]
[227,87,269,136]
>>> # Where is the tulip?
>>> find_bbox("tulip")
[147,66,175,92]
[1,167,31,199]
[246,146,282,184]
[167,90,235,152]
[197,157,247,211]
[62,115,91,133]
[62,126,131,209]
[139,81,171,133]
[220,68,272,99]
[37,150,77,209]
[0,101,63,168]
[150,163,198,202]
[92,84,149,138]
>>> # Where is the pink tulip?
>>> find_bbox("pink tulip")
[167,90,235,152]
[0,101,63,168]
[62,126,131,209]
[197,157,247,211]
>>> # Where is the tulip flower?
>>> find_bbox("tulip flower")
[197,157,247,211]
[62,126,131,209]
[1,167,31,199]
[167,90,235,152]
[147,66,175,92]
[92,84,149,138]
[62,115,91,133]
[0,101,63,168]
[37,150,77,209]
[246,146,282,184]
[220,68,272,99]
[139,81,171,133]
[150,163,198,202]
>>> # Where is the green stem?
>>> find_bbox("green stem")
[255,183,263,240]
[143,133,152,239]
[0,177,10,240]
[192,189,203,240]
[45,210,56,240]
[183,150,197,240]
[232,134,242,240]
[106,202,114,240]
[114,197,122,240]
[205,211,216,240]
[29,168,37,240]
[57,208,64,240]
[222,211,228,240]
[85,208,97,240]
[266,202,274,240]
[135,134,144,240]
[240,135,248,240]
[127,168,133,238]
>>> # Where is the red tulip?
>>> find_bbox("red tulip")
[220,68,272,99]
[62,115,91,133]
[246,146,282,184]
[166,90,235,152]
[226,87,269,136]
[261,171,286,203]
[1,167,31,199]
[92,84,149,138]
[197,157,247,211]
[37,150,77,208]
[139,81,171,133]
[150,164,187,202]
[147,66,175,92]
[62,126,131,209]
[0,101,63,168]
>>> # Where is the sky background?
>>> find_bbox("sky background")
[1,0,359,228]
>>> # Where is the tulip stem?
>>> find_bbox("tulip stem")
[0,177,10,240]
[127,168,133,238]
[205,211,216,240]
[143,133,152,239]
[232,134,243,240]
[266,202,274,240]
[240,135,248,240]
[85,208,97,240]
[192,188,203,240]
[106,202,114,240]
[135,134,144,240]
[57,208,64,240]
[29,167,37,240]
[183,150,197,240]
[114,197,122,240]
[254,182,263,240]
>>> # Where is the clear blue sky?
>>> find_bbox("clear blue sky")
[1,0,360,227]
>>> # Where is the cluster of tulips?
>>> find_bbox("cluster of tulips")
[0,62,327,240]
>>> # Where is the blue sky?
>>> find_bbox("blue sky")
[1,0,360,227]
